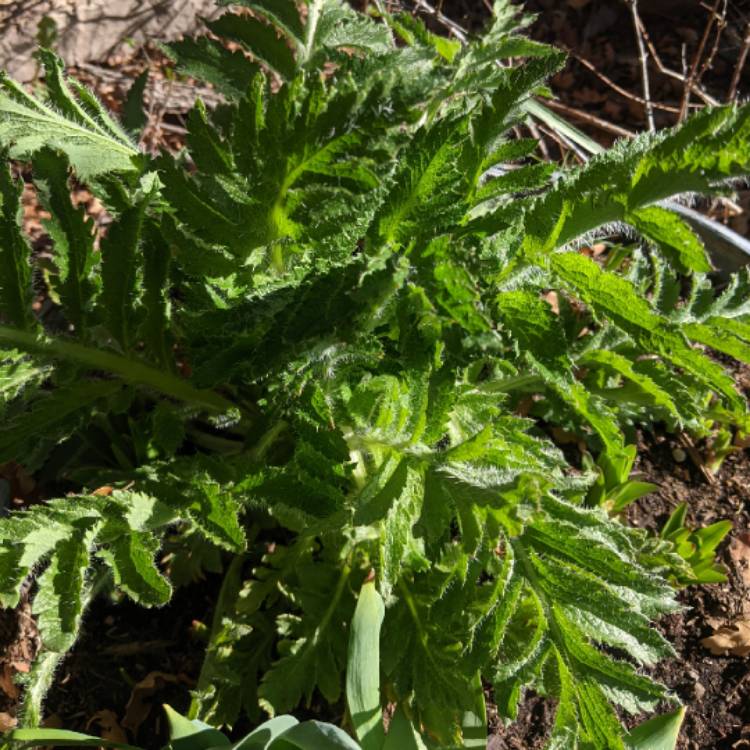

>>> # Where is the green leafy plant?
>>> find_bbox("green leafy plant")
[659,502,732,585]
[10,705,361,750]
[584,444,658,513]
[6,700,687,750]
[6,595,685,750]
[0,0,748,747]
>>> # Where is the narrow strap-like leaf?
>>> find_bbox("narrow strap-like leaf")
[122,70,149,136]
[140,219,173,369]
[11,727,143,750]
[0,162,34,330]
[346,580,385,750]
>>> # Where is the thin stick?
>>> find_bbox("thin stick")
[678,432,717,485]
[526,119,550,161]
[537,123,587,164]
[627,0,655,131]
[569,50,681,113]
[543,99,636,140]
[696,0,727,83]
[637,20,719,106]
[412,0,469,42]
[728,21,750,101]
[679,0,722,121]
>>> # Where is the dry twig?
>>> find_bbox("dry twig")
[526,119,550,161]
[543,100,636,140]
[636,18,719,108]
[537,123,587,164]
[696,0,727,84]
[411,0,468,42]
[679,0,724,121]
[728,21,750,101]
[626,0,655,131]
[569,50,681,114]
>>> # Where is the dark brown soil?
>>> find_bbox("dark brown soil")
[631,438,750,750]
[41,585,213,746]
[482,437,750,750]
[488,693,554,750]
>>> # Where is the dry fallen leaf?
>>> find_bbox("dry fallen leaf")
[0,712,17,731]
[701,618,750,657]
[729,532,750,587]
[87,709,129,744]
[549,426,581,445]
[543,291,560,315]
[0,664,19,700]
[122,671,191,733]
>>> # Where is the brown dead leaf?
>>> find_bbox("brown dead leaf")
[514,396,534,418]
[103,639,173,656]
[0,712,17,731]
[580,243,607,258]
[87,709,129,744]
[122,671,191,733]
[550,426,581,445]
[12,603,41,666]
[553,70,575,90]
[0,664,20,700]
[542,291,560,315]
[0,462,37,507]
[591,243,607,257]
[701,618,750,657]
[729,532,750,587]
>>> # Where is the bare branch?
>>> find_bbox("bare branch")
[728,21,750,101]
[679,0,722,121]
[569,50,681,114]
[636,18,718,108]
[627,0,655,131]
[543,99,636,140]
